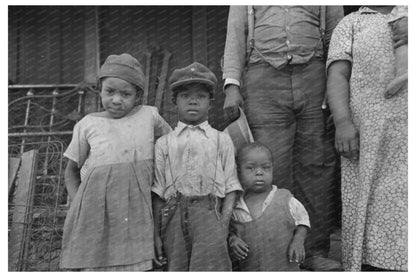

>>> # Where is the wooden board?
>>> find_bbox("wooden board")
[155,50,171,112]
[8,157,21,195]
[8,150,38,271]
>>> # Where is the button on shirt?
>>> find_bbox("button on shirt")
[223,5,344,86]
[232,185,310,227]
[152,121,242,200]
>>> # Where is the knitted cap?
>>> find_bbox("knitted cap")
[169,62,217,93]
[97,53,145,90]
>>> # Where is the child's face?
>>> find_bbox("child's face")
[176,86,211,125]
[100,77,139,119]
[238,149,273,193]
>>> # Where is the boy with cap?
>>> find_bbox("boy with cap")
[152,62,242,271]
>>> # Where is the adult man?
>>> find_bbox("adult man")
[222,6,344,271]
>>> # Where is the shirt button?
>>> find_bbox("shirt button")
[287,54,292,60]
[286,40,290,45]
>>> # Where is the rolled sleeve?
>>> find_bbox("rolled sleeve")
[289,197,311,229]
[326,14,355,73]
[220,133,243,194]
[222,5,248,83]
[64,119,89,168]
[223,78,241,89]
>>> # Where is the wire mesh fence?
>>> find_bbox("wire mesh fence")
[8,84,90,271]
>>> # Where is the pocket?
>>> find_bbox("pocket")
[160,198,178,237]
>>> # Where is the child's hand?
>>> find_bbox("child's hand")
[391,17,408,48]
[287,238,305,264]
[229,235,249,261]
[153,235,167,267]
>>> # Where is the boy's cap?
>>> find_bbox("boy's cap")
[169,62,217,93]
[98,53,145,90]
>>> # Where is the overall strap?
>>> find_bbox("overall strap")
[319,5,326,39]
[246,5,255,67]
[245,6,271,68]
[210,131,220,195]
[319,5,329,109]
[165,136,178,200]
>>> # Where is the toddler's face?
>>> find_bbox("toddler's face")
[238,149,273,193]
[176,87,211,125]
[100,77,139,119]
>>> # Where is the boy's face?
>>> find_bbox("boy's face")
[176,86,211,125]
[100,77,139,119]
[238,149,273,193]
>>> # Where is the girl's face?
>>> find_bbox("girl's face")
[176,86,211,125]
[100,77,140,119]
[238,149,273,194]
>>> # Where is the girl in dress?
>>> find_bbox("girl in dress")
[60,53,171,271]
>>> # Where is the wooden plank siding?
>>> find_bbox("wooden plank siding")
[9,6,230,129]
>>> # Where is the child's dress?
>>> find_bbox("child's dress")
[231,186,310,271]
[60,105,171,270]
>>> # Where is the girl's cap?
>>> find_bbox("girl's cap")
[169,62,217,93]
[98,53,145,90]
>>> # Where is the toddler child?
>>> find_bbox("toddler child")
[60,53,171,271]
[229,142,310,271]
[152,62,243,271]
[385,5,408,99]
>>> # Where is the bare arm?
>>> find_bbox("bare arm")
[221,191,237,224]
[287,225,308,263]
[152,192,166,266]
[327,60,359,160]
[64,159,81,201]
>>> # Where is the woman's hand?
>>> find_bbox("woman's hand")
[335,121,359,160]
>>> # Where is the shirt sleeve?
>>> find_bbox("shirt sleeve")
[222,5,248,84]
[289,197,311,228]
[63,118,90,168]
[152,136,168,199]
[326,14,355,72]
[220,132,243,194]
[324,6,345,52]
[223,78,241,89]
[151,106,172,138]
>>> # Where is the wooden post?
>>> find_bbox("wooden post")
[192,7,208,64]
[155,50,171,112]
[9,150,38,271]
[83,7,101,114]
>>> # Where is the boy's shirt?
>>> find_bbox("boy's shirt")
[152,121,242,200]
[232,185,310,228]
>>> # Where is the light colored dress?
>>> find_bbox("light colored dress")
[326,7,407,271]
[60,105,171,270]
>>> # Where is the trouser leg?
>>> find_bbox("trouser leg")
[291,60,338,257]
[243,64,296,190]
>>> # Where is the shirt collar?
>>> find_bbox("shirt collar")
[358,6,381,14]
[173,120,211,137]
[235,185,277,211]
